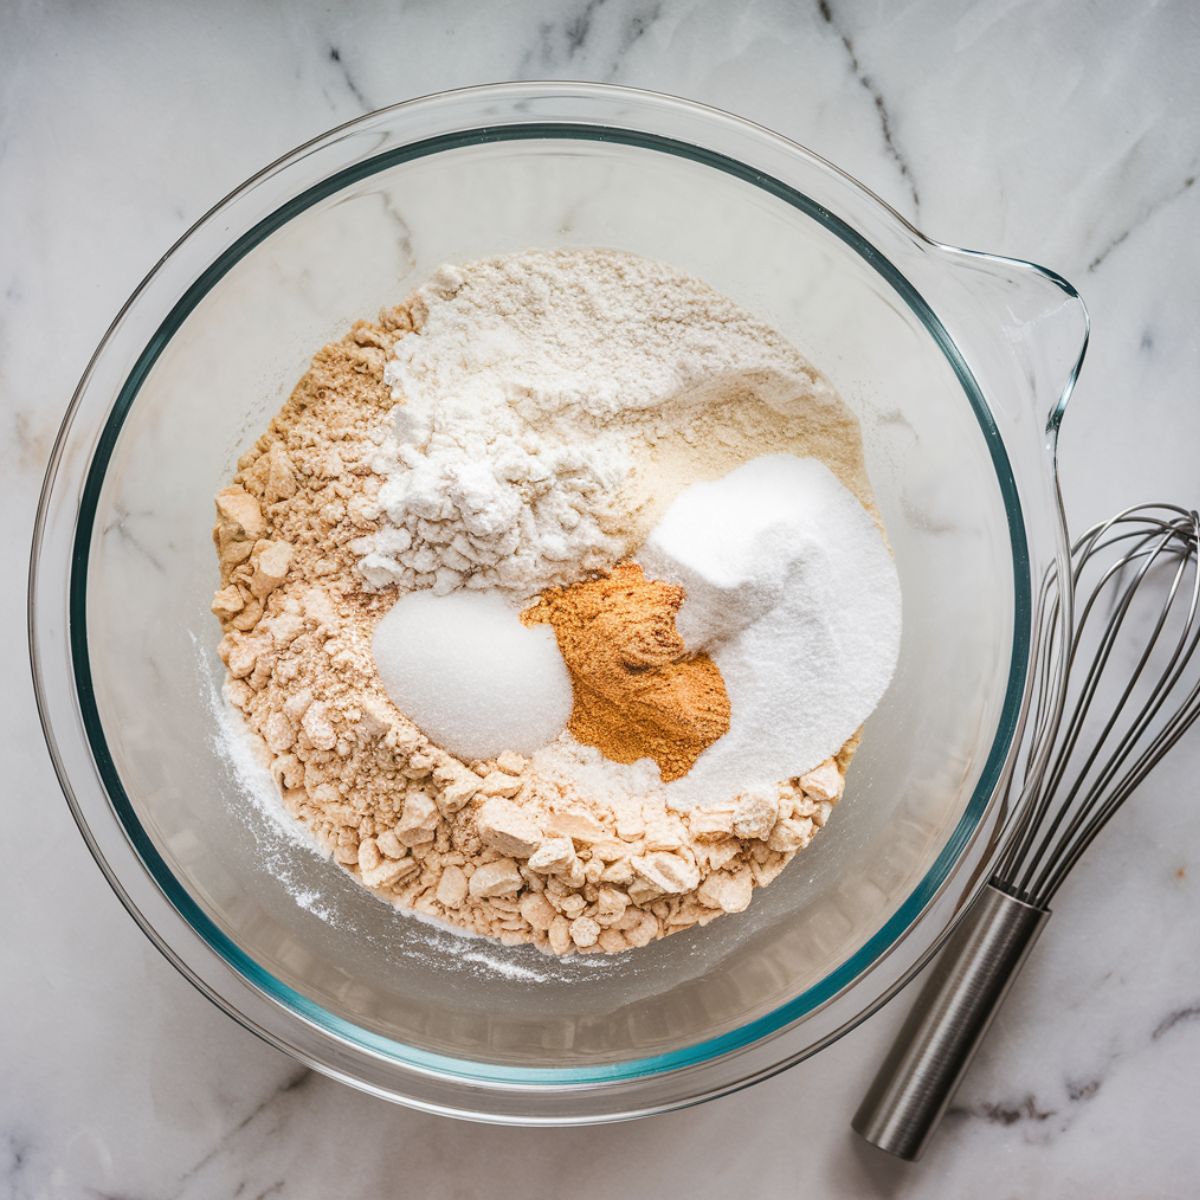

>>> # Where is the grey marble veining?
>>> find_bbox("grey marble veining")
[3,1,1199,1196]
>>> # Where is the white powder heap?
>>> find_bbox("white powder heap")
[372,590,572,761]
[356,249,835,599]
[639,454,902,806]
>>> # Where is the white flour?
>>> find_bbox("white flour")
[356,249,836,598]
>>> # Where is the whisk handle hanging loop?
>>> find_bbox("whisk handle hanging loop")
[852,882,1049,1161]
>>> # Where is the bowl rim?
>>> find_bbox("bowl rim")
[31,80,1041,1112]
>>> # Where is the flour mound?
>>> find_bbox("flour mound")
[355,250,837,599]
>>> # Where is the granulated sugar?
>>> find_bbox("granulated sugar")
[372,590,572,760]
[639,455,901,806]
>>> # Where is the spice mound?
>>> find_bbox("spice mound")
[211,248,902,956]
[524,563,729,781]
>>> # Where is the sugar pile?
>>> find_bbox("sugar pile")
[372,590,573,761]
[638,454,902,806]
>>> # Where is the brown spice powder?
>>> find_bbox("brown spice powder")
[523,563,731,781]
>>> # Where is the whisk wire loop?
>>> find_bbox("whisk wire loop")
[996,504,1200,905]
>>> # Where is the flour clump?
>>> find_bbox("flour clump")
[355,249,839,599]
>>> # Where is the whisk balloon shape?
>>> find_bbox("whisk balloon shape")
[997,505,1200,904]
[854,503,1200,1161]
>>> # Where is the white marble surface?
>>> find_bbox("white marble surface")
[3,0,1199,1195]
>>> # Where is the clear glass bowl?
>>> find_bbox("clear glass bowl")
[29,83,1088,1123]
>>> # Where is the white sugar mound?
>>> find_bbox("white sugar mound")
[372,590,573,761]
[638,454,902,807]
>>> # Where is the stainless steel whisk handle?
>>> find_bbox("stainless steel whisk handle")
[852,882,1050,1161]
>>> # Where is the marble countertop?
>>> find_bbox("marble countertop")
[4,1,1198,1196]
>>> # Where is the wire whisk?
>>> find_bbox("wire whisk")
[996,504,1200,905]
[855,502,1200,1161]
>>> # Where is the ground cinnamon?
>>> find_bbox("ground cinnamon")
[523,563,730,781]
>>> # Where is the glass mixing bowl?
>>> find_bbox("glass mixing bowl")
[30,83,1088,1123]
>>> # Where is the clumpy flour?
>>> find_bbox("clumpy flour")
[211,248,901,955]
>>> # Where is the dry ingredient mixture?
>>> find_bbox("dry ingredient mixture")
[212,249,901,956]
